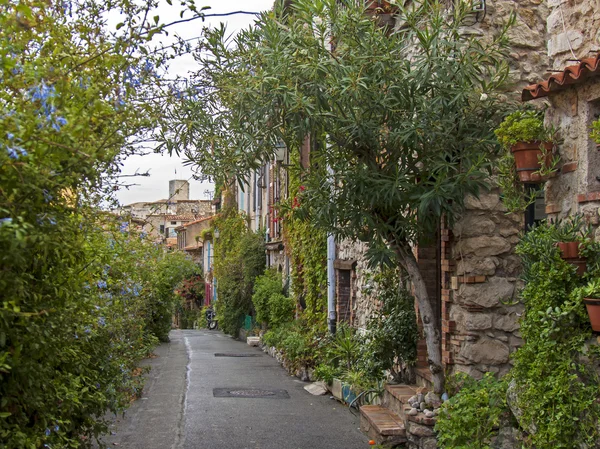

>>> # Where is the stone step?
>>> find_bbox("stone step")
[382,384,420,420]
[415,367,434,390]
[360,405,407,447]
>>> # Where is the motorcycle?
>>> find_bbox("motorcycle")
[206,307,218,330]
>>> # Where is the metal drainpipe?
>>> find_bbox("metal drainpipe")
[327,157,336,334]
[327,234,336,334]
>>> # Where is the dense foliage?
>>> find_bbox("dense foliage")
[361,268,417,383]
[0,0,200,445]
[510,220,600,448]
[435,373,509,449]
[1,217,197,448]
[212,204,265,336]
[282,161,328,324]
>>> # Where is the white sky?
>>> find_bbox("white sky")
[116,0,275,205]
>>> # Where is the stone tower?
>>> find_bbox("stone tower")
[169,180,190,201]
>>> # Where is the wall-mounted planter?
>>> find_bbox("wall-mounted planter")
[557,241,587,275]
[511,141,554,183]
[583,298,600,332]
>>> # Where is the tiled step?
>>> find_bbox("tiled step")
[360,405,407,447]
[383,384,421,420]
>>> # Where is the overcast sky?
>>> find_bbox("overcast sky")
[116,0,274,205]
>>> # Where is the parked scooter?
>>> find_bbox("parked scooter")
[206,307,218,330]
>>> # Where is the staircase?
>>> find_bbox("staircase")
[359,384,423,447]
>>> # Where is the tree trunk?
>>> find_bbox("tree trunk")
[394,242,445,394]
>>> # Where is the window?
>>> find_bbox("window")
[525,185,546,230]
[171,221,177,225]
[159,224,165,234]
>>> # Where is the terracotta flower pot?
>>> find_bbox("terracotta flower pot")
[583,298,600,332]
[557,241,587,275]
[510,141,554,183]
[557,241,580,259]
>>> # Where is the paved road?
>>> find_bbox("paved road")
[103,329,369,449]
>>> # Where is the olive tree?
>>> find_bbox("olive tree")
[164,0,512,393]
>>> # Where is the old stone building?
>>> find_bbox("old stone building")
[335,0,600,390]
[117,180,214,243]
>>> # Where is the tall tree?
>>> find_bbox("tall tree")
[163,0,512,393]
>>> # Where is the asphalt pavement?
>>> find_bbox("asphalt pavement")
[102,329,370,449]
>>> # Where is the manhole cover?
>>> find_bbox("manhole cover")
[213,388,290,399]
[214,353,262,357]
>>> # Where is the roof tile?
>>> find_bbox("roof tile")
[522,54,600,101]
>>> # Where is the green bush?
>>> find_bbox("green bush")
[313,363,340,384]
[196,307,209,329]
[510,220,600,448]
[361,268,417,382]
[435,373,509,449]
[268,293,295,328]
[252,269,283,326]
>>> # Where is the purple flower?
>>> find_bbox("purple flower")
[45,428,51,437]
[98,316,106,327]
[54,425,59,432]
[97,280,107,289]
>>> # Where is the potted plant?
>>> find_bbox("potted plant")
[554,215,587,275]
[581,278,600,332]
[495,110,557,183]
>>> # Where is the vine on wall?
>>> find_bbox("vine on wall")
[212,199,265,336]
[281,156,328,325]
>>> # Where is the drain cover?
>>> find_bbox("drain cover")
[213,388,290,399]
[214,353,262,357]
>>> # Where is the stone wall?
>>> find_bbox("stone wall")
[336,239,378,330]
[482,0,551,88]
[546,0,600,70]
[444,190,524,379]
[175,200,213,217]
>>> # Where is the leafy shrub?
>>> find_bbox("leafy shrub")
[177,274,205,308]
[313,363,340,384]
[262,324,291,348]
[196,307,209,329]
[361,268,417,382]
[435,373,509,449]
[509,220,600,448]
[494,110,550,148]
[252,269,283,326]
[268,293,295,328]
[328,323,361,371]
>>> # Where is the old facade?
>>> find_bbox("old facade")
[117,180,213,243]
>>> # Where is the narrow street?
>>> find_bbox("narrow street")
[102,330,370,449]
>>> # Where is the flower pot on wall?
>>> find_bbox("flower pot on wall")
[583,298,600,332]
[511,141,554,183]
[557,241,587,275]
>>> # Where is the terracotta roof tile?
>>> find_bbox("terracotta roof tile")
[182,215,214,227]
[522,54,600,101]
